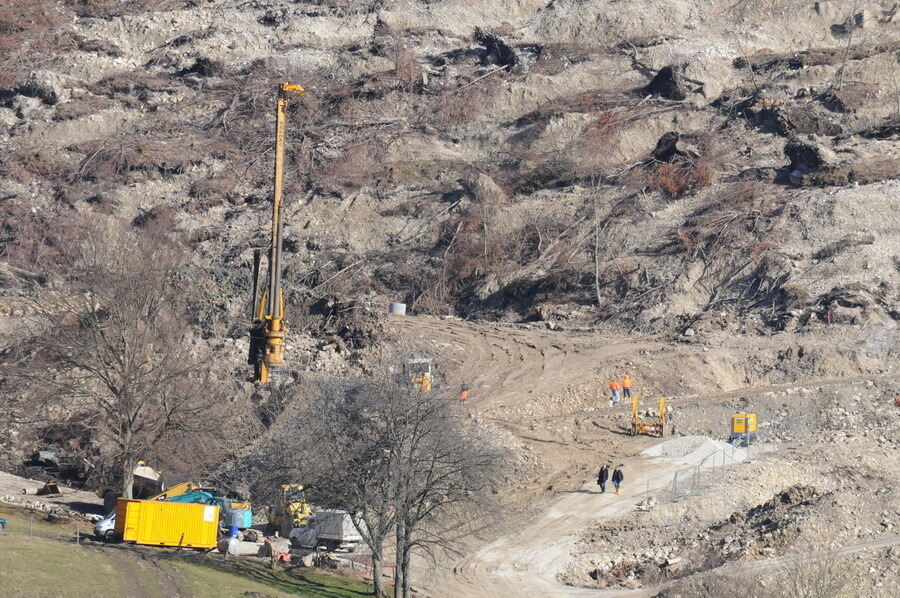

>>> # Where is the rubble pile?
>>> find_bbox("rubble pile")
[0,494,93,521]
[564,485,825,588]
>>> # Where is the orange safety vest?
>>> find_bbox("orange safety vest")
[622,376,631,389]
[609,380,621,391]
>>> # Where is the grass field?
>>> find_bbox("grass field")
[0,505,379,598]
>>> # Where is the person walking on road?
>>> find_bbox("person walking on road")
[612,466,624,494]
[597,464,609,494]
[609,380,622,405]
[622,375,632,399]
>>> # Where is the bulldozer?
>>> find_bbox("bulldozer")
[265,483,313,536]
[630,396,667,437]
[248,83,305,383]
[406,358,433,392]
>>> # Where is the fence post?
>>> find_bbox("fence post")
[28,513,33,540]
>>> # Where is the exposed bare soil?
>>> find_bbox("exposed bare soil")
[2,1,900,595]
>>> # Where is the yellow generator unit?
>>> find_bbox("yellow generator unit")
[630,396,666,437]
[730,413,757,445]
[115,498,219,549]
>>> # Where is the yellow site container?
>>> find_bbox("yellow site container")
[730,412,758,446]
[731,413,758,434]
[115,498,219,549]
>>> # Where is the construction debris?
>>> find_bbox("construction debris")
[22,480,60,496]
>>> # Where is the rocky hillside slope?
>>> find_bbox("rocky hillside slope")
[2,1,899,480]
[3,0,898,343]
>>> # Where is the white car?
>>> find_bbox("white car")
[94,512,116,540]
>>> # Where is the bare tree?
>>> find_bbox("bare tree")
[674,550,852,598]
[388,385,505,598]
[836,1,861,91]
[772,552,852,598]
[254,367,507,598]
[236,378,398,597]
[12,217,218,498]
[283,379,397,598]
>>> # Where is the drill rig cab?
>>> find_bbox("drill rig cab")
[248,83,305,383]
[630,396,667,437]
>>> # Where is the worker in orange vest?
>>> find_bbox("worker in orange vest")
[459,384,470,405]
[622,375,632,399]
[609,380,622,405]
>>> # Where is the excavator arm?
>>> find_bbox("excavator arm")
[249,83,305,383]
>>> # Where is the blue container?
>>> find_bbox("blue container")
[228,525,239,538]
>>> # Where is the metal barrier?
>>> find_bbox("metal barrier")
[641,412,818,509]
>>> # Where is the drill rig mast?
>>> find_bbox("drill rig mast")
[248,82,305,383]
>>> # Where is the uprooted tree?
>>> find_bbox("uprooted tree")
[10,216,220,498]
[256,368,507,597]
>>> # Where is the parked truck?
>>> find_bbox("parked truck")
[289,509,364,552]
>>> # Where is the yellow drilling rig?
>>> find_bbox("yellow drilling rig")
[248,83,305,383]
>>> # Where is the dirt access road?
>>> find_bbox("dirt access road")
[391,316,685,596]
[389,316,898,597]
[390,315,655,409]
[426,461,680,598]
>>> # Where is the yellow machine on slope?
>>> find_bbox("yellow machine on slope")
[631,396,667,437]
[248,83,305,383]
[406,358,434,392]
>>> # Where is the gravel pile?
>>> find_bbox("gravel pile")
[643,435,745,465]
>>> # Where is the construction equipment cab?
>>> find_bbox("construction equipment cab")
[406,358,433,392]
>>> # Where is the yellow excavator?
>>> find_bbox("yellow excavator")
[248,83,305,383]
[266,483,314,536]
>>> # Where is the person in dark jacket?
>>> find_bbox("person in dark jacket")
[597,464,609,493]
[612,466,624,494]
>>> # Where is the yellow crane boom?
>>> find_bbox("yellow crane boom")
[249,82,305,383]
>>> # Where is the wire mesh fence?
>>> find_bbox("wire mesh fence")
[638,412,818,508]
